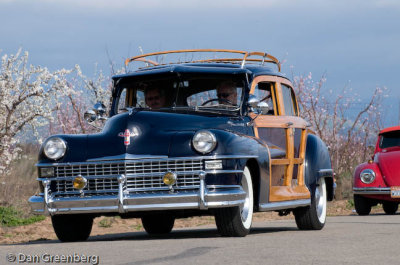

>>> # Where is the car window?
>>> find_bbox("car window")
[115,76,245,113]
[252,82,275,115]
[117,88,127,110]
[380,131,400,149]
[186,82,242,108]
[281,84,298,116]
[116,87,145,112]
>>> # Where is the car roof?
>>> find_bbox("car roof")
[112,63,289,81]
[379,126,400,135]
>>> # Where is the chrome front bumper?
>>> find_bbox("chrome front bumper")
[29,155,256,215]
[353,187,391,195]
[29,178,246,215]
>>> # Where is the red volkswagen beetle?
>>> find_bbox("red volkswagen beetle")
[353,126,400,215]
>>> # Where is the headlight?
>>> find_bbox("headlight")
[360,169,376,184]
[44,137,67,160]
[192,130,217,154]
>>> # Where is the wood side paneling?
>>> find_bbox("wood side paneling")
[269,186,310,202]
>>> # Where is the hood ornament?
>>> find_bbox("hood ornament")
[118,127,140,146]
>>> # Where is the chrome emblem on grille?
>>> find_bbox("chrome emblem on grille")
[118,127,140,146]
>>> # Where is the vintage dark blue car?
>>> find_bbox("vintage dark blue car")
[29,49,334,241]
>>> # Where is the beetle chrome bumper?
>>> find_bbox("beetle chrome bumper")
[29,177,246,215]
[353,187,391,195]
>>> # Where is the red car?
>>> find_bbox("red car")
[353,126,400,215]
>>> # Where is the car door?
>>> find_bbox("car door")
[250,76,310,202]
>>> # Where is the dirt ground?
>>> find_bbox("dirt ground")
[0,200,384,245]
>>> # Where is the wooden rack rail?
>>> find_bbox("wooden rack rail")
[125,49,281,72]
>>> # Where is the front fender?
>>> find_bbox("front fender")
[305,134,334,200]
[38,135,88,163]
[168,129,270,206]
[353,162,385,188]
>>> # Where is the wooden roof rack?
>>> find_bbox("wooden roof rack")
[125,49,281,72]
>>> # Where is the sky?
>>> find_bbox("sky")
[1,0,399,125]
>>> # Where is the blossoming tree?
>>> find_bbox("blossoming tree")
[0,49,73,175]
[294,73,386,198]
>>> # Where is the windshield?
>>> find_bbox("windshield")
[114,74,245,114]
[380,131,400,149]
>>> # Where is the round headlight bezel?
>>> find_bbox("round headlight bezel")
[43,137,67,160]
[192,130,217,154]
[360,169,376,184]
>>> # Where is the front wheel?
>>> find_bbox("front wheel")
[51,215,93,242]
[141,213,175,235]
[354,194,371,215]
[294,177,327,230]
[383,201,398,215]
[214,166,254,237]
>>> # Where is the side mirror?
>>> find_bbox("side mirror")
[93,102,107,120]
[248,95,260,109]
[257,101,270,115]
[84,109,97,123]
[248,95,270,114]
[84,102,108,125]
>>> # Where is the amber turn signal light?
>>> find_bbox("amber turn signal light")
[163,172,177,186]
[73,175,87,190]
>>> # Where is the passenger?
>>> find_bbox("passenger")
[216,81,237,105]
[145,87,166,109]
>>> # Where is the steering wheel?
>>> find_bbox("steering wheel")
[201,98,234,106]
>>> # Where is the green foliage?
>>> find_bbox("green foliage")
[0,206,45,227]
[131,224,143,231]
[346,199,354,209]
[98,217,113,228]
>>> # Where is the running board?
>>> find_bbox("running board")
[258,199,310,212]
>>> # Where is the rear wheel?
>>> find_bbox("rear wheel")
[354,194,371,215]
[294,177,327,230]
[51,215,93,242]
[383,201,398,215]
[214,166,254,237]
[141,213,175,235]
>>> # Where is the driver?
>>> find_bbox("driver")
[216,81,237,105]
[145,87,166,109]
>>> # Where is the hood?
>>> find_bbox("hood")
[86,111,234,160]
[377,150,400,186]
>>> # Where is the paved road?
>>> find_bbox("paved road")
[1,214,400,265]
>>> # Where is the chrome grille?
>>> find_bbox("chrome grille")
[54,178,119,193]
[55,164,125,177]
[126,174,200,191]
[51,158,203,194]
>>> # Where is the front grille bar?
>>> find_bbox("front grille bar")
[47,158,204,195]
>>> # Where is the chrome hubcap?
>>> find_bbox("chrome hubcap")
[315,178,327,223]
[239,167,253,229]
[240,176,250,222]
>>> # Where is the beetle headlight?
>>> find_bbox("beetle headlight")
[44,137,67,160]
[360,169,376,184]
[192,130,217,154]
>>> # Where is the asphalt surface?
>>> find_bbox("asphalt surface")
[1,214,400,265]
